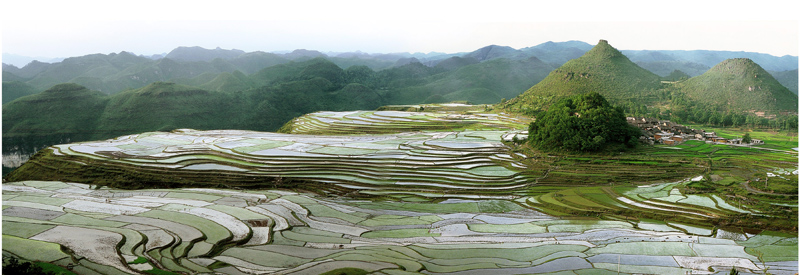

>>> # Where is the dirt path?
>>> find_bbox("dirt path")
[740,181,797,197]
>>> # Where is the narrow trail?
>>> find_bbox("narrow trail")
[741,181,797,197]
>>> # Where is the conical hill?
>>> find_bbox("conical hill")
[678,58,797,112]
[503,40,662,114]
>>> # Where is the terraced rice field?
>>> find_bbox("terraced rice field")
[18,128,538,192]
[4,181,795,275]
[282,109,531,135]
[4,107,797,274]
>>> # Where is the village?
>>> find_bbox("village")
[628,117,763,146]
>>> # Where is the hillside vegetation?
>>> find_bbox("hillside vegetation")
[678,58,797,112]
[502,40,663,114]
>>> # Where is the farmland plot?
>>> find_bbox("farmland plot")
[4,181,792,274]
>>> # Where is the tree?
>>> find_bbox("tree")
[742,133,752,144]
[2,256,54,275]
[527,92,640,152]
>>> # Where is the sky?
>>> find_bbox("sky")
[1,0,799,64]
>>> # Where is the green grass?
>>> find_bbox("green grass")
[129,257,149,264]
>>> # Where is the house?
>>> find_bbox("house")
[654,132,674,140]
[711,137,728,143]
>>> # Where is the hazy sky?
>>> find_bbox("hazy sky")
[2,0,799,59]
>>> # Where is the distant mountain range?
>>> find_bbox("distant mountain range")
[3,41,797,101]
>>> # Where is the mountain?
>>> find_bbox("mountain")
[95,82,243,135]
[520,41,594,66]
[2,81,38,104]
[10,52,154,92]
[6,43,796,97]
[226,51,290,74]
[635,61,710,77]
[677,58,798,112]
[503,40,663,114]
[2,83,108,153]
[662,69,691,81]
[428,57,555,103]
[463,45,521,62]
[164,46,246,62]
[623,49,798,72]
[392,57,421,67]
[1,53,63,67]
[283,49,327,60]
[771,69,798,95]
[433,56,480,71]
[3,60,55,79]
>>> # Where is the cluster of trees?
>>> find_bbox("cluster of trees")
[527,92,641,152]
[3,256,55,275]
[619,94,798,130]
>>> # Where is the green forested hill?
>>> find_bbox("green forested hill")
[2,83,109,152]
[404,57,555,104]
[94,82,245,137]
[677,58,798,112]
[502,40,663,114]
[2,81,37,104]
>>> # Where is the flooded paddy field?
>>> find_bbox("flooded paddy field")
[4,181,796,275]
